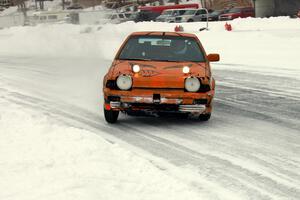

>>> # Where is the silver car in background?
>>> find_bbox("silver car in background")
[98,13,132,24]
[175,8,207,22]
[155,9,187,22]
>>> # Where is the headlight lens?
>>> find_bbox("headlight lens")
[116,75,132,90]
[185,77,200,92]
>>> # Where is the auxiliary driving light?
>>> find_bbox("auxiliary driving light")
[182,66,190,74]
[132,64,140,73]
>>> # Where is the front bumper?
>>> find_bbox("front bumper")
[103,88,214,114]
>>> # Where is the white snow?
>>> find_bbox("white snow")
[0,98,204,200]
[0,0,64,16]
[0,17,299,78]
[0,17,300,199]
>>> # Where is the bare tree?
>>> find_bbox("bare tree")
[62,0,65,10]
[38,0,44,10]
[13,0,27,25]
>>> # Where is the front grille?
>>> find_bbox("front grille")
[133,87,184,91]
[130,103,179,112]
[194,99,208,105]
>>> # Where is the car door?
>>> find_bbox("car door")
[193,9,206,21]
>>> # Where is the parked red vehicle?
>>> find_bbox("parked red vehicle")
[139,4,199,15]
[219,7,254,20]
[135,4,200,22]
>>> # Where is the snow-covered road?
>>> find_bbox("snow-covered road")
[1,18,300,199]
[1,55,299,199]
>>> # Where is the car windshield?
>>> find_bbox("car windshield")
[211,10,222,15]
[183,10,197,15]
[229,8,241,13]
[118,35,205,62]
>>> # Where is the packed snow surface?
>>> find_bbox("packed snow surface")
[0,17,300,199]
[0,99,203,200]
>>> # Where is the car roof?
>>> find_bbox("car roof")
[130,31,198,38]
[163,8,193,11]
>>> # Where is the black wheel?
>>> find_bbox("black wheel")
[199,113,211,121]
[104,108,119,123]
[187,19,194,22]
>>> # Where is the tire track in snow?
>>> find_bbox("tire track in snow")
[0,88,270,200]
[1,89,300,200]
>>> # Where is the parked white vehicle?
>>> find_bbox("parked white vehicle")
[155,9,188,23]
[28,11,71,25]
[98,13,133,24]
[175,8,208,22]
[77,10,109,25]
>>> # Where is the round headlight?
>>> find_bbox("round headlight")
[182,66,190,74]
[132,64,140,73]
[185,77,200,92]
[116,75,132,90]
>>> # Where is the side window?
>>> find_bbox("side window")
[243,9,252,15]
[179,10,186,15]
[200,9,206,14]
[48,15,57,20]
[195,10,206,15]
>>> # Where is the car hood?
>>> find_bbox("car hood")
[220,12,239,17]
[157,15,170,18]
[109,60,207,89]
[208,13,218,17]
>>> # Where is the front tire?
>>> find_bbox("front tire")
[104,108,119,123]
[187,19,194,22]
[199,113,211,121]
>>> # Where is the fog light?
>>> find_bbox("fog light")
[182,66,190,74]
[132,64,140,73]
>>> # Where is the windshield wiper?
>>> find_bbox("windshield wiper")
[119,58,152,61]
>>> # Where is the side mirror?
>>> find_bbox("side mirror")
[207,54,220,62]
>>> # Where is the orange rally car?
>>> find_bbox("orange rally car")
[103,31,219,123]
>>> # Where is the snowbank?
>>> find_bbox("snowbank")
[0,17,299,78]
[0,6,18,16]
[0,98,202,200]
